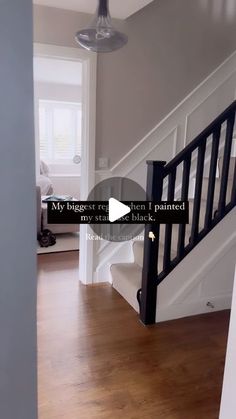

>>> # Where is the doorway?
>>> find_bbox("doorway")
[34,44,96,283]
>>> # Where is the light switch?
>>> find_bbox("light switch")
[98,157,109,169]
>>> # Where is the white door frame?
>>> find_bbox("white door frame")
[34,43,97,284]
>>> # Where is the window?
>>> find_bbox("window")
[39,100,82,173]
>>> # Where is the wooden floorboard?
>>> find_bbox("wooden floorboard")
[38,251,229,419]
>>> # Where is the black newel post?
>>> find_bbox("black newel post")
[140,161,166,325]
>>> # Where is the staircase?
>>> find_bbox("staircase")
[111,101,236,325]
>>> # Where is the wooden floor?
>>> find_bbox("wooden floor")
[38,252,229,419]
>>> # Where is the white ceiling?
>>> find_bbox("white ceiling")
[33,0,154,19]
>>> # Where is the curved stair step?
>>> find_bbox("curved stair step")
[111,263,141,312]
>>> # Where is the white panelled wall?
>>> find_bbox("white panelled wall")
[93,50,236,322]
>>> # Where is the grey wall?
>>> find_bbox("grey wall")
[34,0,236,168]
[0,1,37,419]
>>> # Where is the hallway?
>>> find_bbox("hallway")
[38,252,229,419]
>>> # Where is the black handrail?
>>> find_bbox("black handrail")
[164,101,236,173]
[139,100,236,325]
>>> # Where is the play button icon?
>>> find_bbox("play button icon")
[109,198,131,222]
[87,176,146,242]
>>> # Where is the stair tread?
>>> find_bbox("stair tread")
[111,263,142,285]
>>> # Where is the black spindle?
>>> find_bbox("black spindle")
[163,168,176,272]
[190,139,207,243]
[231,157,236,205]
[204,125,221,229]
[218,113,235,216]
[177,155,191,259]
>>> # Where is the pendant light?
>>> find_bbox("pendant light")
[75,0,128,53]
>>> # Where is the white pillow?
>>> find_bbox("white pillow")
[40,160,49,176]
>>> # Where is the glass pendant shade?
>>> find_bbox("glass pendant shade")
[75,0,128,53]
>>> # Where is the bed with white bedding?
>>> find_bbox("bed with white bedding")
[36,174,53,195]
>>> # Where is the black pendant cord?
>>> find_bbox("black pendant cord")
[98,0,108,17]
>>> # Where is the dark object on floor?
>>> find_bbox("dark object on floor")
[38,229,56,248]
[42,195,72,202]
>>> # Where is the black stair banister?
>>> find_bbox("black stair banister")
[166,104,236,170]
[204,125,221,229]
[139,100,236,325]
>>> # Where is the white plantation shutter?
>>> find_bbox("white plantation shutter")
[38,100,82,167]
[39,107,47,160]
[76,109,82,159]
